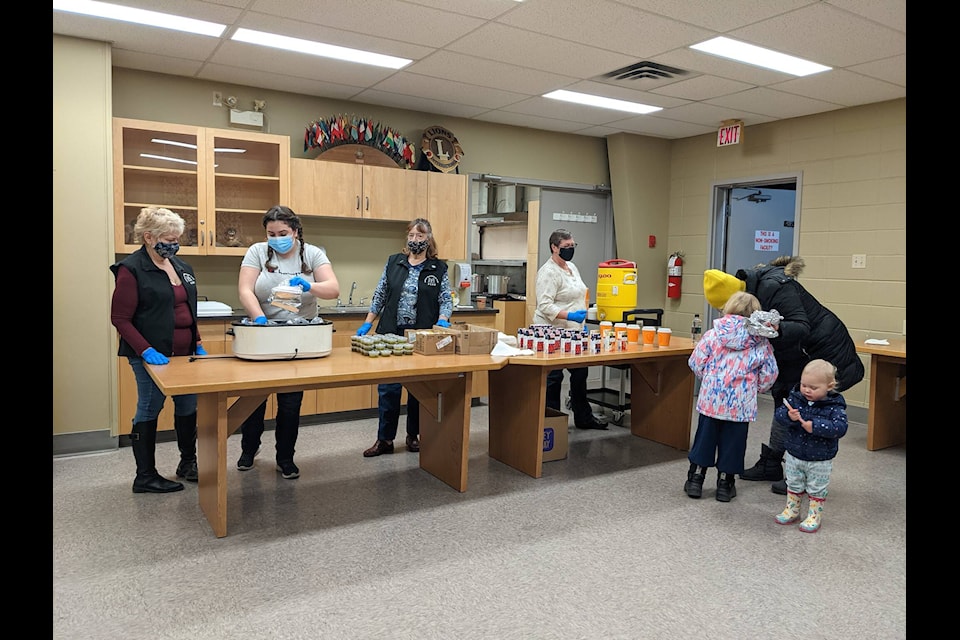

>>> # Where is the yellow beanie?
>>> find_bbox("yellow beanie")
[704,269,745,309]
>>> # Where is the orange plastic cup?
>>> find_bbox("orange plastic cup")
[657,327,672,346]
[642,326,657,346]
[626,324,641,343]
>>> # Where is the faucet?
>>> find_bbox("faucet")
[348,281,358,306]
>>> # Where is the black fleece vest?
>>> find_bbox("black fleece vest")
[110,247,200,357]
[375,254,446,335]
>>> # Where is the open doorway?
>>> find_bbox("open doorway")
[706,173,801,325]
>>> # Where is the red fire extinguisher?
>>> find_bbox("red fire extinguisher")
[667,251,683,299]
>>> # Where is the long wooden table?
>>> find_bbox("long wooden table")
[857,338,907,451]
[146,348,507,537]
[489,338,696,479]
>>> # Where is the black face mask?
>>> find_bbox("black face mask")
[407,240,429,255]
[153,241,180,259]
[558,246,575,261]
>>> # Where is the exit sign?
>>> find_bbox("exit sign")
[717,120,743,147]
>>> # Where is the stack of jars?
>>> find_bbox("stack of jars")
[351,333,414,357]
[517,324,592,355]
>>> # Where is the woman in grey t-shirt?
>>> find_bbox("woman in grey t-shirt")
[236,205,340,479]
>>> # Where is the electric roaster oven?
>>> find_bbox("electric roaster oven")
[228,318,334,361]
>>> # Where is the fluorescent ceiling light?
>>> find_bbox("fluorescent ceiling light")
[542,90,662,115]
[232,28,411,70]
[690,36,831,77]
[53,0,226,37]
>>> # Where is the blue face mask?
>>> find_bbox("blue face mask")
[268,235,294,253]
[153,241,180,259]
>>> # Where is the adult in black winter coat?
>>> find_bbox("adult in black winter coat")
[703,256,864,494]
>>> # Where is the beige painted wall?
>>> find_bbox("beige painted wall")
[53,36,116,438]
[53,33,905,442]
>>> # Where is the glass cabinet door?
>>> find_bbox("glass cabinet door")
[113,119,203,254]
[204,130,289,256]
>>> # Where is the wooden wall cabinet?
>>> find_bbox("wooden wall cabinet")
[113,118,289,257]
[427,171,468,260]
[289,158,426,221]
[290,158,468,259]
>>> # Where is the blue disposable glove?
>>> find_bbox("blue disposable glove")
[356,322,373,336]
[436,318,451,328]
[142,347,169,365]
[195,344,208,356]
[254,315,268,325]
[567,310,587,323]
[289,276,311,292]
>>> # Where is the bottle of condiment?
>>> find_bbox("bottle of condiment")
[691,314,702,343]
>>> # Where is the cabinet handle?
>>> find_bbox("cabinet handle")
[209,231,214,246]
[200,230,204,246]
[356,195,360,211]
[365,196,370,211]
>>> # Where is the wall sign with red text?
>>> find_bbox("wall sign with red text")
[717,120,744,147]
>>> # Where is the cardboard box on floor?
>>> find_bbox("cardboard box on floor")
[432,322,500,355]
[543,408,569,462]
[405,329,456,355]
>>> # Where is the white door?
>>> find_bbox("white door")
[706,173,801,325]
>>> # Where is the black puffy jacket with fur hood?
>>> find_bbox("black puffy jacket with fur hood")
[736,256,864,400]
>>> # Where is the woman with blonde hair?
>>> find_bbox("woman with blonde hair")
[110,207,205,493]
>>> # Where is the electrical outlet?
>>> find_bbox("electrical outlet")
[851,254,866,269]
[902,319,906,335]
[212,91,222,107]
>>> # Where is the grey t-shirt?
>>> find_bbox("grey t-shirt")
[240,241,331,321]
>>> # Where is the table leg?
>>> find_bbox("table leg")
[488,365,547,478]
[630,357,694,450]
[867,356,907,451]
[405,374,472,492]
[196,393,229,538]
[197,392,268,538]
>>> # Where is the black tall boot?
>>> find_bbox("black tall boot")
[174,413,198,482]
[684,462,707,499]
[740,443,784,481]
[130,420,184,494]
[716,472,737,502]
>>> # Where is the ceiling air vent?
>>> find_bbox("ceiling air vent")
[603,61,688,81]
[594,61,691,90]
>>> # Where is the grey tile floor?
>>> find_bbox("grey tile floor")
[53,396,906,640]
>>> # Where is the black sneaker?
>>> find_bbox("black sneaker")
[276,460,300,479]
[237,448,259,471]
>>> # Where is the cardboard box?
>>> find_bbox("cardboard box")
[543,408,569,462]
[408,329,456,356]
[434,322,500,355]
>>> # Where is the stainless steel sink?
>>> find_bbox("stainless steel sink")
[317,306,370,315]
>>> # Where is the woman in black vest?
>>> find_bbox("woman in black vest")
[356,218,453,457]
[110,207,205,493]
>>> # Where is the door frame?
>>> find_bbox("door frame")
[705,171,803,325]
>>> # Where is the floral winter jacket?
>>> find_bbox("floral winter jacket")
[689,314,779,422]
[774,386,848,462]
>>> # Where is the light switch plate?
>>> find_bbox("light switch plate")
[851,254,866,269]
